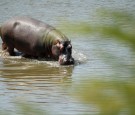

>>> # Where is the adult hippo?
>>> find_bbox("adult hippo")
[0,16,74,65]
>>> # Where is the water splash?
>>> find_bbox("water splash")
[72,50,87,65]
[0,49,87,66]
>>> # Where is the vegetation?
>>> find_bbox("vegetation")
[69,10,135,115]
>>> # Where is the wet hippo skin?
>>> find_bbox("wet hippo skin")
[0,16,74,65]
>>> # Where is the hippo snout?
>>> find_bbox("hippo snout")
[59,54,74,65]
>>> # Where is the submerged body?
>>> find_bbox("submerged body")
[0,16,74,65]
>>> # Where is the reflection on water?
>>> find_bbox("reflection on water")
[0,54,73,114]
[0,49,90,115]
[0,49,74,89]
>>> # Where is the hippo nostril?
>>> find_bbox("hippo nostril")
[63,58,67,62]
[59,54,74,65]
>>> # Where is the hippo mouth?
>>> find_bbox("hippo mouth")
[58,54,74,65]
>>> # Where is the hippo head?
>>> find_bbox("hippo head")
[52,40,74,65]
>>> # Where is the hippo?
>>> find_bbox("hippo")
[0,16,74,65]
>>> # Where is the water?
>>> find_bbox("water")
[0,0,135,115]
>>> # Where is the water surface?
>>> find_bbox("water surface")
[0,0,135,114]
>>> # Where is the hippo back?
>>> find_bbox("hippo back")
[0,16,69,57]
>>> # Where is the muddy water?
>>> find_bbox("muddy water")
[0,0,135,115]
